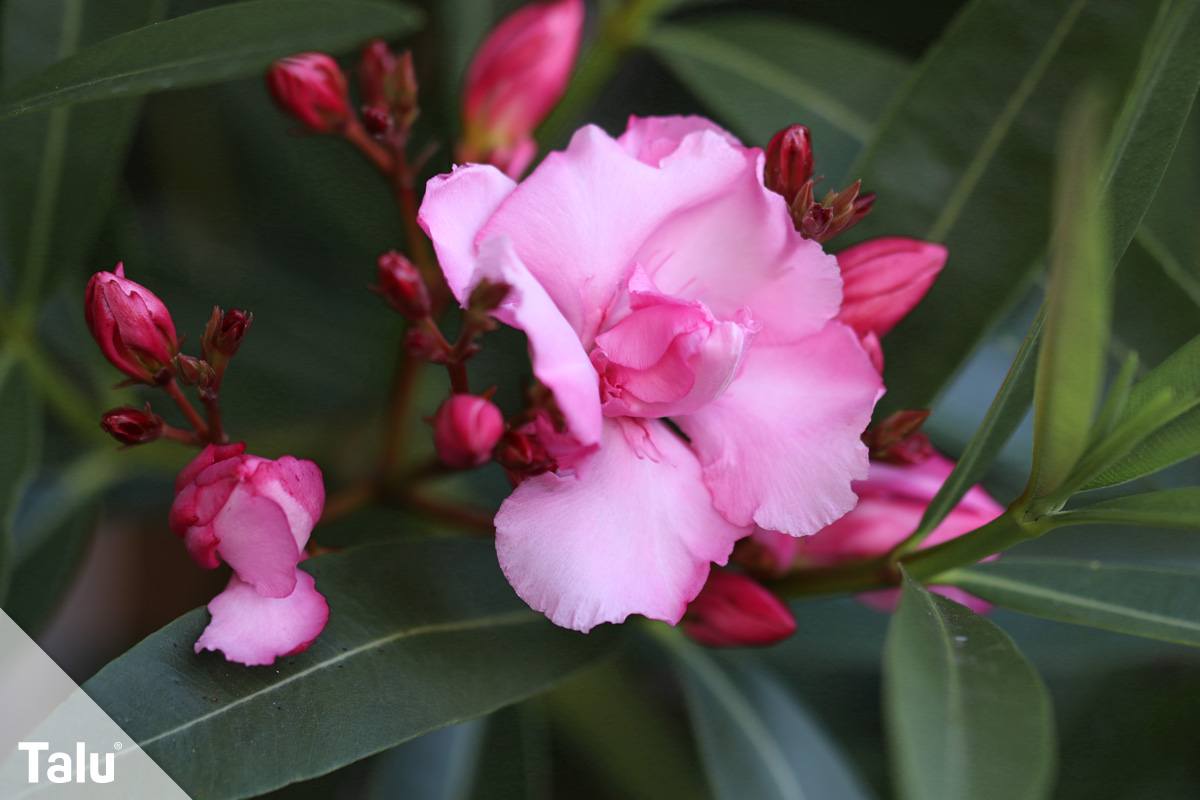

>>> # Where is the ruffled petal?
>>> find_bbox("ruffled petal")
[194,569,329,667]
[495,417,749,631]
[678,324,881,535]
[478,123,749,342]
[213,485,303,598]
[617,114,742,165]
[418,164,518,302]
[248,456,325,551]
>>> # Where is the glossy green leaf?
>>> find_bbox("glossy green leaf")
[855,0,1200,412]
[0,0,163,305]
[0,354,40,604]
[1028,90,1111,498]
[646,14,907,183]
[884,574,1055,800]
[945,558,1200,646]
[1056,489,1200,529]
[661,630,874,800]
[0,0,422,120]
[84,539,616,799]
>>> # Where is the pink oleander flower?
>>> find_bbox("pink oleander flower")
[457,0,584,177]
[420,115,884,631]
[836,237,947,340]
[683,567,796,648]
[752,451,1004,613]
[169,443,328,666]
[266,53,351,133]
[85,263,179,384]
[432,394,506,468]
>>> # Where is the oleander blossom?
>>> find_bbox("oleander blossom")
[421,115,885,631]
[169,443,329,665]
[753,451,1004,612]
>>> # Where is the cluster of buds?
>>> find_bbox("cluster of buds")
[85,264,249,448]
[765,124,875,243]
[863,409,934,465]
[359,40,419,137]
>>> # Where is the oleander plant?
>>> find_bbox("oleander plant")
[3,0,1200,797]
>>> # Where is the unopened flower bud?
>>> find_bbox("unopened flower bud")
[493,428,556,477]
[795,179,876,243]
[266,53,351,133]
[359,41,419,130]
[373,250,430,319]
[432,394,505,469]
[864,409,934,465]
[101,405,164,446]
[765,125,814,207]
[175,354,216,388]
[682,568,797,648]
[85,263,179,384]
[202,307,253,365]
[458,0,583,177]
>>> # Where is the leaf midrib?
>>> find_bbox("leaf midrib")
[132,609,539,750]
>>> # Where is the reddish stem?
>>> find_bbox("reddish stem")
[164,379,210,439]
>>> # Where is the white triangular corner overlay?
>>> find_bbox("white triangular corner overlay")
[0,609,191,799]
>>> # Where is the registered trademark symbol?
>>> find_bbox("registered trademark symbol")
[113,742,123,751]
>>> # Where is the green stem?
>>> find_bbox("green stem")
[536,0,675,149]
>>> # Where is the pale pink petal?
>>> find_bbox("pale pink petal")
[678,323,881,535]
[418,164,518,301]
[213,486,303,598]
[478,124,750,342]
[495,417,749,631]
[634,144,841,345]
[617,114,741,165]
[837,237,946,337]
[476,237,602,445]
[195,570,329,666]
[248,456,325,551]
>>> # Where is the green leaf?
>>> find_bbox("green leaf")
[0,354,41,604]
[884,574,1055,800]
[1085,405,1200,488]
[944,558,1200,646]
[1028,90,1111,499]
[855,0,1200,412]
[84,539,616,799]
[0,0,422,120]
[361,720,486,800]
[1056,488,1200,529]
[0,0,164,305]
[645,14,907,183]
[660,630,874,800]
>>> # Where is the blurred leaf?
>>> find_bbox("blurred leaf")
[361,720,486,800]
[1058,488,1200,528]
[884,574,1055,800]
[0,354,40,603]
[1028,90,1110,499]
[0,0,164,306]
[946,558,1200,646]
[645,14,907,182]
[905,309,1043,548]
[84,539,617,799]
[660,630,874,800]
[0,0,422,120]
[855,0,1200,412]
[1115,228,1200,366]
[469,704,552,800]
[1089,351,1140,441]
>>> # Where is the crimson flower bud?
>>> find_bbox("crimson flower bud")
[431,394,505,469]
[361,104,393,137]
[765,125,814,207]
[203,306,253,365]
[494,428,556,478]
[101,405,164,446]
[373,250,430,319]
[864,410,934,465]
[84,263,179,384]
[266,53,351,133]
[458,0,584,177]
[175,354,217,389]
[359,41,419,130]
[682,568,797,648]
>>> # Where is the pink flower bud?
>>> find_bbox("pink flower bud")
[266,53,351,133]
[683,568,796,648]
[170,443,328,666]
[359,41,419,129]
[457,0,584,177]
[764,124,814,206]
[432,394,505,468]
[100,405,164,446]
[837,237,947,337]
[202,306,254,365]
[84,263,179,384]
[373,250,430,319]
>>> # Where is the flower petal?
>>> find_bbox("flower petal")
[248,456,325,551]
[837,237,946,337]
[617,114,742,165]
[678,323,881,535]
[213,485,303,598]
[194,569,329,666]
[495,417,748,631]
